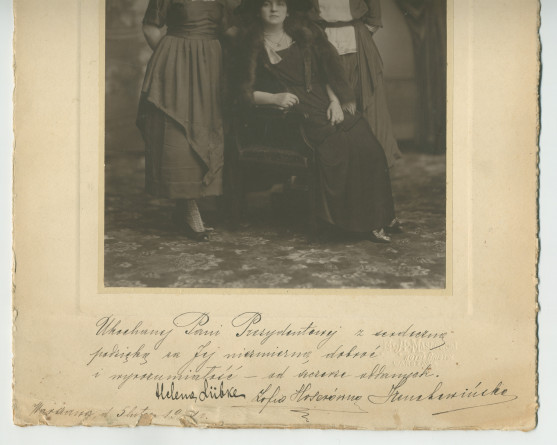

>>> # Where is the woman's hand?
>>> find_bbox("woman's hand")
[365,24,380,35]
[273,93,299,109]
[342,101,357,116]
[225,26,239,38]
[143,24,164,51]
[327,100,344,126]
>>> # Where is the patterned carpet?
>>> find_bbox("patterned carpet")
[104,150,446,289]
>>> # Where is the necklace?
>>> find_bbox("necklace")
[264,30,286,48]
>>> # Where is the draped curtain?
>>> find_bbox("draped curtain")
[395,0,447,153]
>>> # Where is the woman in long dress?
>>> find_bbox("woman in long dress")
[308,0,402,168]
[137,0,232,241]
[234,0,399,242]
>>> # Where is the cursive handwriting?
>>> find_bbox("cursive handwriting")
[110,365,238,390]
[96,316,173,350]
[223,347,312,363]
[76,313,527,426]
[87,344,149,366]
[173,312,221,337]
[155,380,246,403]
[156,382,198,401]
[322,344,380,360]
[231,312,337,349]
[290,383,363,403]
[357,364,434,383]
[253,384,287,413]
[374,325,447,350]
[30,402,93,420]
[198,379,246,402]
[176,341,216,374]
[367,378,517,415]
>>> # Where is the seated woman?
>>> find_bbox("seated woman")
[233,0,399,242]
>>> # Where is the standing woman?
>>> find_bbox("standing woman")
[137,0,232,241]
[309,0,402,167]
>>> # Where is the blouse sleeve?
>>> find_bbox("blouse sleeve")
[142,0,171,28]
[218,0,236,33]
[363,0,383,28]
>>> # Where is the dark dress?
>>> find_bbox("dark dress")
[310,0,402,167]
[260,43,395,233]
[138,0,229,199]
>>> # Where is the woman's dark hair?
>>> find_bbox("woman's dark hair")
[235,0,312,22]
[235,0,312,37]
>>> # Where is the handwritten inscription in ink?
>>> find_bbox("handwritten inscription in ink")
[28,312,516,426]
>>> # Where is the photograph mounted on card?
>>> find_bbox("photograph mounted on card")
[12,0,538,431]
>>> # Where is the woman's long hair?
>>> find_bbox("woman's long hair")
[230,0,324,106]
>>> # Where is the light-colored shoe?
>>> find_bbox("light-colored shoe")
[369,228,391,244]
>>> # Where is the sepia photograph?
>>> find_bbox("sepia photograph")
[104,0,448,289]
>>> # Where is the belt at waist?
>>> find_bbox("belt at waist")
[321,19,358,29]
[167,27,219,40]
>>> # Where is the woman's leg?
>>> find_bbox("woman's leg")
[174,199,209,241]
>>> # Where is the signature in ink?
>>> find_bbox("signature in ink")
[155,379,246,403]
[367,379,518,415]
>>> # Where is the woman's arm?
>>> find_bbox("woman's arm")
[143,24,165,51]
[363,0,383,30]
[325,85,345,125]
[326,84,355,117]
[325,84,341,104]
[253,91,299,109]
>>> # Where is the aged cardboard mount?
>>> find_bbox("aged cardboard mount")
[12,0,539,430]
